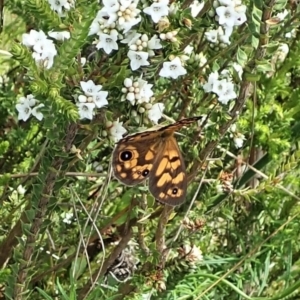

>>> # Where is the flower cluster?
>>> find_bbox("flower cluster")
[89,0,175,72]
[203,70,237,104]
[122,32,162,70]
[76,80,108,120]
[22,30,58,69]
[121,77,154,105]
[229,124,245,148]
[121,77,165,124]
[16,94,44,121]
[47,0,75,17]
[205,0,247,46]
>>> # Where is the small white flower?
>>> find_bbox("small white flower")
[205,29,218,43]
[212,78,228,97]
[203,71,219,92]
[16,103,32,121]
[93,92,108,108]
[32,50,56,69]
[233,134,245,148]
[216,5,236,28]
[147,103,165,124]
[47,0,73,16]
[234,6,247,26]
[127,50,149,71]
[16,94,37,121]
[148,35,162,50]
[62,211,73,224]
[190,0,204,17]
[80,80,103,96]
[138,79,154,103]
[96,30,119,54]
[22,30,47,47]
[48,30,71,41]
[77,102,95,120]
[184,45,194,55]
[89,10,110,36]
[17,185,26,195]
[230,123,237,132]
[32,103,45,121]
[143,0,170,23]
[109,119,127,142]
[121,30,139,44]
[216,81,237,104]
[159,57,187,79]
[276,9,288,21]
[232,63,243,80]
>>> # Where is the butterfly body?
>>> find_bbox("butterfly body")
[112,116,201,206]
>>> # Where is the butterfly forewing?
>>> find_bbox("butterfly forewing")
[112,131,162,185]
[112,116,201,205]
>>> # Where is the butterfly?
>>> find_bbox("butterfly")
[112,116,202,206]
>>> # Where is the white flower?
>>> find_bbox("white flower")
[16,95,36,121]
[232,63,243,80]
[212,78,228,96]
[223,25,233,38]
[203,71,219,92]
[233,134,245,148]
[147,103,165,124]
[23,31,57,69]
[32,104,45,121]
[190,0,204,17]
[93,92,109,108]
[148,35,162,50]
[276,9,288,21]
[77,102,95,120]
[80,80,103,96]
[216,81,237,104]
[205,29,218,43]
[22,30,47,47]
[96,30,119,54]
[180,245,203,263]
[15,94,44,121]
[184,45,194,55]
[48,30,71,41]
[62,212,73,224]
[138,79,154,103]
[101,0,141,33]
[159,57,187,79]
[218,26,231,44]
[32,48,57,69]
[47,0,74,16]
[16,102,32,121]
[17,185,26,195]
[109,119,127,142]
[89,10,110,36]
[143,0,170,23]
[234,6,247,26]
[216,5,236,28]
[121,30,139,44]
[127,50,149,70]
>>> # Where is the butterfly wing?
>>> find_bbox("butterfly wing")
[112,116,201,203]
[149,135,187,206]
[112,131,161,186]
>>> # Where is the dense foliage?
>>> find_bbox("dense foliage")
[1,0,300,299]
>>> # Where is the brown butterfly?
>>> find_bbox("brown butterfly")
[112,116,202,206]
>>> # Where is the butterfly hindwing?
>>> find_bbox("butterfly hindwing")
[149,135,187,206]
